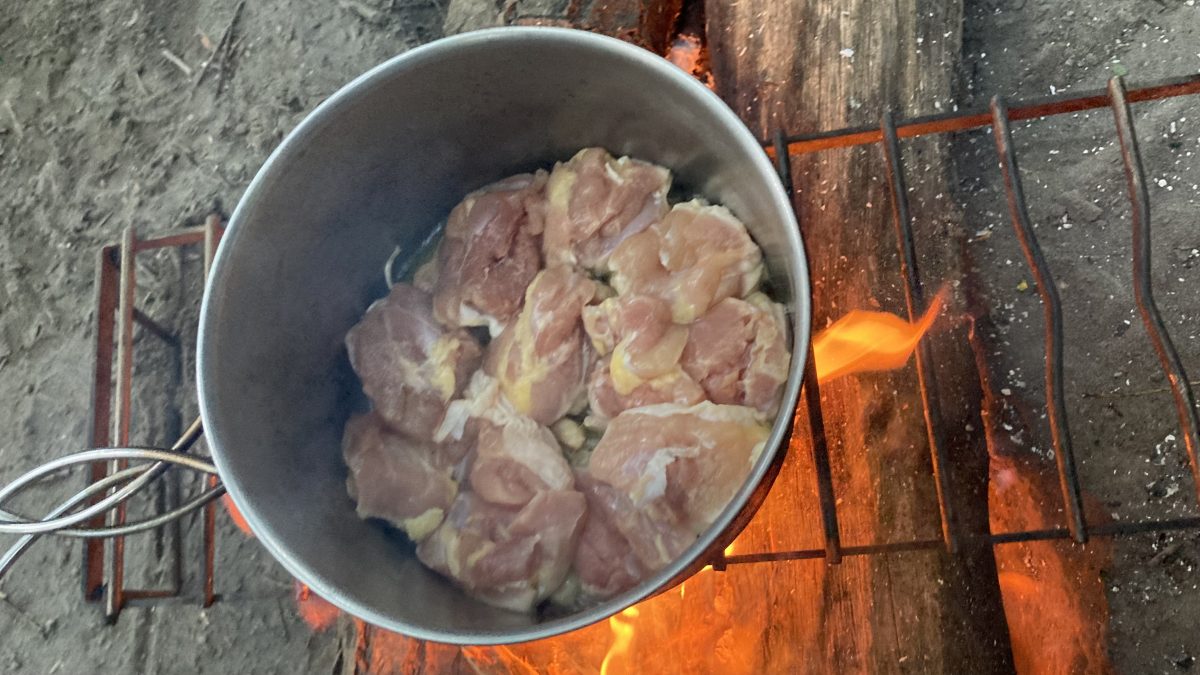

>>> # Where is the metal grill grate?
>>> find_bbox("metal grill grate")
[4,74,1200,623]
[714,74,1200,569]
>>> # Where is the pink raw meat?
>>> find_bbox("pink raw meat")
[468,419,574,507]
[681,294,791,416]
[345,283,482,440]
[485,266,596,425]
[417,489,586,612]
[433,173,547,335]
[572,470,653,599]
[342,413,458,541]
[607,200,763,323]
[588,402,769,569]
[540,148,670,271]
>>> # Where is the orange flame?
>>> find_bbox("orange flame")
[600,606,640,675]
[812,288,948,383]
[295,582,340,632]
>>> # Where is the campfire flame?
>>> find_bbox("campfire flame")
[600,606,641,675]
[812,288,947,383]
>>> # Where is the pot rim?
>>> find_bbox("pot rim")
[198,25,810,645]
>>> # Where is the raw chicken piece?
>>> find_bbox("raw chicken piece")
[540,148,670,271]
[345,283,483,440]
[433,173,547,335]
[468,420,574,507]
[607,200,764,323]
[572,470,651,598]
[587,362,706,424]
[342,413,458,541]
[417,489,586,612]
[582,294,705,423]
[588,402,769,569]
[485,267,596,425]
[681,293,791,416]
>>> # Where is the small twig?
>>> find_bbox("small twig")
[1149,541,1183,565]
[215,37,245,96]
[1081,381,1200,400]
[193,0,246,92]
[3,99,22,139]
[160,48,194,77]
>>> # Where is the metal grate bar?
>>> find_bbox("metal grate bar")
[84,246,119,600]
[104,227,137,621]
[769,74,1200,155]
[1108,77,1200,498]
[880,111,957,553]
[722,516,1200,566]
[202,215,222,607]
[773,130,843,564]
[991,516,1200,544]
[989,97,1089,544]
[84,222,224,622]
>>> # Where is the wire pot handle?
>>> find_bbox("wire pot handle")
[0,419,224,580]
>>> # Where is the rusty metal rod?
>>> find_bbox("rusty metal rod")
[774,128,843,564]
[990,97,1088,544]
[1107,77,1200,500]
[766,73,1200,154]
[880,112,957,553]
[84,245,119,600]
[106,227,137,621]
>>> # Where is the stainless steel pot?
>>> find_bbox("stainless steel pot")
[198,26,809,645]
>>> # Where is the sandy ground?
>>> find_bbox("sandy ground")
[0,0,1198,672]
[0,0,441,672]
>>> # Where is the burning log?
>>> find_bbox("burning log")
[703,0,1018,671]
[969,311,1114,675]
[443,0,683,54]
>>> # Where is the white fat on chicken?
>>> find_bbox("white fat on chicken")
[432,172,547,335]
[485,266,596,425]
[607,199,763,323]
[540,147,670,271]
[587,402,769,570]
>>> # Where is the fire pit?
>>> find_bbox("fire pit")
[1,2,1199,672]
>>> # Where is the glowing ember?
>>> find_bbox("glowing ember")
[221,494,253,537]
[665,33,715,90]
[295,582,340,632]
[812,288,947,383]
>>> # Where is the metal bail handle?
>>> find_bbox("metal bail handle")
[0,418,224,580]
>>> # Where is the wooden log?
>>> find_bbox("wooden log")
[443,0,682,53]
[967,299,1114,675]
[705,0,1016,671]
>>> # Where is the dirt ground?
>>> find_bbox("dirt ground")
[0,0,1197,672]
[0,0,442,672]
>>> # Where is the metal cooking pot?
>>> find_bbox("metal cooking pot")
[198,26,810,644]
